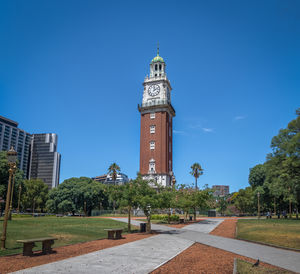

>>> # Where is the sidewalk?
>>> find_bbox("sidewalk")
[116,218,300,273]
[13,218,300,273]
[13,234,193,274]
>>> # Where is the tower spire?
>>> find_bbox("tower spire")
[157,42,159,56]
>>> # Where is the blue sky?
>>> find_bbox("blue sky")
[1,0,299,192]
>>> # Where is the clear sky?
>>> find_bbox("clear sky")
[1,0,299,192]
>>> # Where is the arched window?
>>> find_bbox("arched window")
[155,64,158,70]
[159,64,162,70]
[149,158,155,173]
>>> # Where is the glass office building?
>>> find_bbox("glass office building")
[0,115,61,189]
[29,133,61,189]
[0,115,32,177]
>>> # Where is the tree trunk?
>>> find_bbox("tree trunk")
[195,177,198,190]
[168,208,171,224]
[273,197,276,216]
[128,205,131,233]
[32,200,35,215]
[289,200,292,219]
[146,215,151,232]
[194,207,196,221]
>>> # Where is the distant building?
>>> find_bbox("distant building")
[29,134,61,189]
[92,173,129,185]
[0,115,61,189]
[0,115,32,177]
[212,185,230,197]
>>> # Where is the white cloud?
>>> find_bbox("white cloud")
[202,128,214,133]
[234,116,246,121]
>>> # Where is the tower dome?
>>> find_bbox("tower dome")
[151,46,165,63]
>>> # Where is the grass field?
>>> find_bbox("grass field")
[236,219,300,250]
[235,259,293,274]
[0,216,135,256]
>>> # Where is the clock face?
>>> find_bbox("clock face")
[148,85,160,97]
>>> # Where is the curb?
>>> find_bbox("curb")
[233,258,237,274]
[150,241,195,273]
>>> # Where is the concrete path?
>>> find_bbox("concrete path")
[115,218,300,273]
[182,218,224,233]
[13,218,300,273]
[13,234,193,274]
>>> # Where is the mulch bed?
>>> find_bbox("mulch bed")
[209,218,237,238]
[0,232,154,274]
[152,243,288,274]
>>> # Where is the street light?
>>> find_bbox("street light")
[257,192,260,219]
[17,184,22,213]
[1,147,17,250]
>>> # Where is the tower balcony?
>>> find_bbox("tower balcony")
[138,99,175,116]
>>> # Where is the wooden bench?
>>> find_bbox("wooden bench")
[104,228,123,240]
[17,237,58,256]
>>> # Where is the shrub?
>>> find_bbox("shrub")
[151,214,179,222]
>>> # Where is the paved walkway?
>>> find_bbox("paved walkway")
[13,218,300,274]
[182,218,224,233]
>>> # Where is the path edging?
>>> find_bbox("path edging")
[150,241,195,273]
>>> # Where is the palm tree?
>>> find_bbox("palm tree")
[108,163,121,214]
[190,163,204,221]
[190,163,204,190]
[108,163,121,185]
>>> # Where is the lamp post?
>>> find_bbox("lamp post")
[172,175,176,189]
[8,169,16,220]
[1,147,17,250]
[17,184,22,213]
[257,192,260,219]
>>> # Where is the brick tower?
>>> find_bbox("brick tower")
[138,48,175,187]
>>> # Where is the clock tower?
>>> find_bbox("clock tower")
[138,48,175,187]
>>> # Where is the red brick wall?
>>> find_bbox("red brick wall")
[140,111,173,175]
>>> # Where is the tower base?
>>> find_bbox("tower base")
[142,173,172,187]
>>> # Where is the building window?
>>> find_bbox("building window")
[159,64,162,70]
[155,64,158,71]
[150,125,155,134]
[149,158,155,173]
[150,113,155,119]
[150,141,155,150]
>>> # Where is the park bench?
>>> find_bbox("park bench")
[104,228,123,240]
[17,237,57,256]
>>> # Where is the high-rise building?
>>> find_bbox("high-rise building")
[138,48,175,187]
[0,115,61,189]
[29,134,61,189]
[0,115,32,177]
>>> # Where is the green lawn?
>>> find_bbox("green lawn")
[236,259,293,274]
[236,219,300,250]
[0,216,135,256]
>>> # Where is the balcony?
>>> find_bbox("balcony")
[138,99,175,116]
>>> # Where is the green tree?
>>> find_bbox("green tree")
[190,163,203,190]
[108,163,121,185]
[22,179,48,213]
[265,109,300,217]
[135,176,158,232]
[157,186,176,224]
[249,164,266,188]
[118,181,138,232]
[217,197,228,216]
[46,177,108,215]
[108,163,121,214]
[0,151,24,209]
[234,187,255,214]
